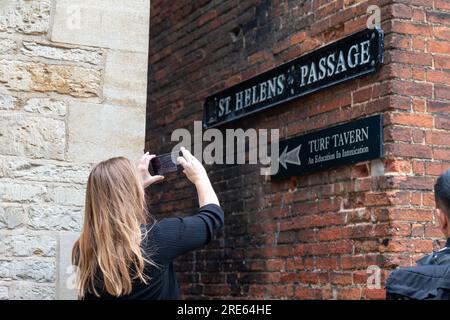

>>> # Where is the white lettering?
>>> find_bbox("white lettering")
[318,57,327,80]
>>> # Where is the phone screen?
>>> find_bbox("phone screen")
[149,152,179,175]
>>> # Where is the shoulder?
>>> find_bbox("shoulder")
[435,248,450,265]
[417,248,450,266]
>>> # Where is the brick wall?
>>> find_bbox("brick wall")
[146,0,450,299]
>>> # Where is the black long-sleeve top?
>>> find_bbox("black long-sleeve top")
[83,203,224,300]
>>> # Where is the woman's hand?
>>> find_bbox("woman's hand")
[138,152,164,189]
[177,147,219,207]
[176,147,208,185]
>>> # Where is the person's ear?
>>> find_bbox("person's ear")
[436,208,448,232]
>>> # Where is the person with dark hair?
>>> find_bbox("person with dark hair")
[386,169,450,300]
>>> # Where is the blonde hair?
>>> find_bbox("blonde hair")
[72,157,156,298]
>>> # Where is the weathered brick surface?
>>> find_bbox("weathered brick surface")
[146,0,450,299]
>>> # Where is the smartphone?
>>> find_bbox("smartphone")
[149,152,179,175]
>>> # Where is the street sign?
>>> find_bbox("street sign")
[275,115,384,178]
[203,28,384,128]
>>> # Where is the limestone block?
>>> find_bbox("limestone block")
[0,286,8,300]
[0,206,27,229]
[104,50,148,107]
[0,234,56,257]
[0,182,47,203]
[0,38,17,54]
[0,259,55,282]
[0,260,9,278]
[23,98,67,117]
[0,60,101,98]
[0,94,18,110]
[0,114,65,160]
[50,186,85,207]
[12,282,55,300]
[0,207,4,229]
[0,0,51,35]
[68,102,146,163]
[14,260,56,282]
[28,206,82,231]
[51,0,150,53]
[21,42,103,65]
[0,156,90,184]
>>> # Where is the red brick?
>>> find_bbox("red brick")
[428,40,450,55]
[290,31,306,45]
[266,259,286,271]
[389,3,412,19]
[411,192,422,206]
[248,51,271,65]
[315,257,339,270]
[384,126,412,142]
[394,0,432,7]
[412,128,424,143]
[393,176,434,190]
[353,87,373,104]
[412,67,426,80]
[435,85,450,100]
[434,148,450,160]
[385,33,411,50]
[412,159,425,175]
[337,287,362,300]
[434,26,450,41]
[363,288,386,299]
[384,159,411,174]
[423,192,436,207]
[340,254,382,269]
[272,39,290,55]
[197,10,218,27]
[428,100,450,113]
[385,239,433,253]
[435,55,450,69]
[286,257,304,271]
[202,285,230,296]
[297,271,329,284]
[388,113,434,128]
[390,208,434,222]
[426,131,450,146]
[392,20,432,36]
[412,99,426,112]
[389,95,412,111]
[412,8,426,21]
[390,50,431,66]
[424,225,442,238]
[435,0,450,10]
[294,287,322,299]
[385,143,433,159]
[436,117,450,130]
[389,80,433,97]
[266,284,294,297]
[427,11,450,25]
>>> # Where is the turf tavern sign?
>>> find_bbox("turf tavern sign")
[203,28,384,128]
[275,115,384,178]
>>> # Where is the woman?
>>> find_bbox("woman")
[72,147,224,299]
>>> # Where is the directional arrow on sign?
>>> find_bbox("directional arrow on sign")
[279,144,302,169]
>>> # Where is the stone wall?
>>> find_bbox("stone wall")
[0,0,150,299]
